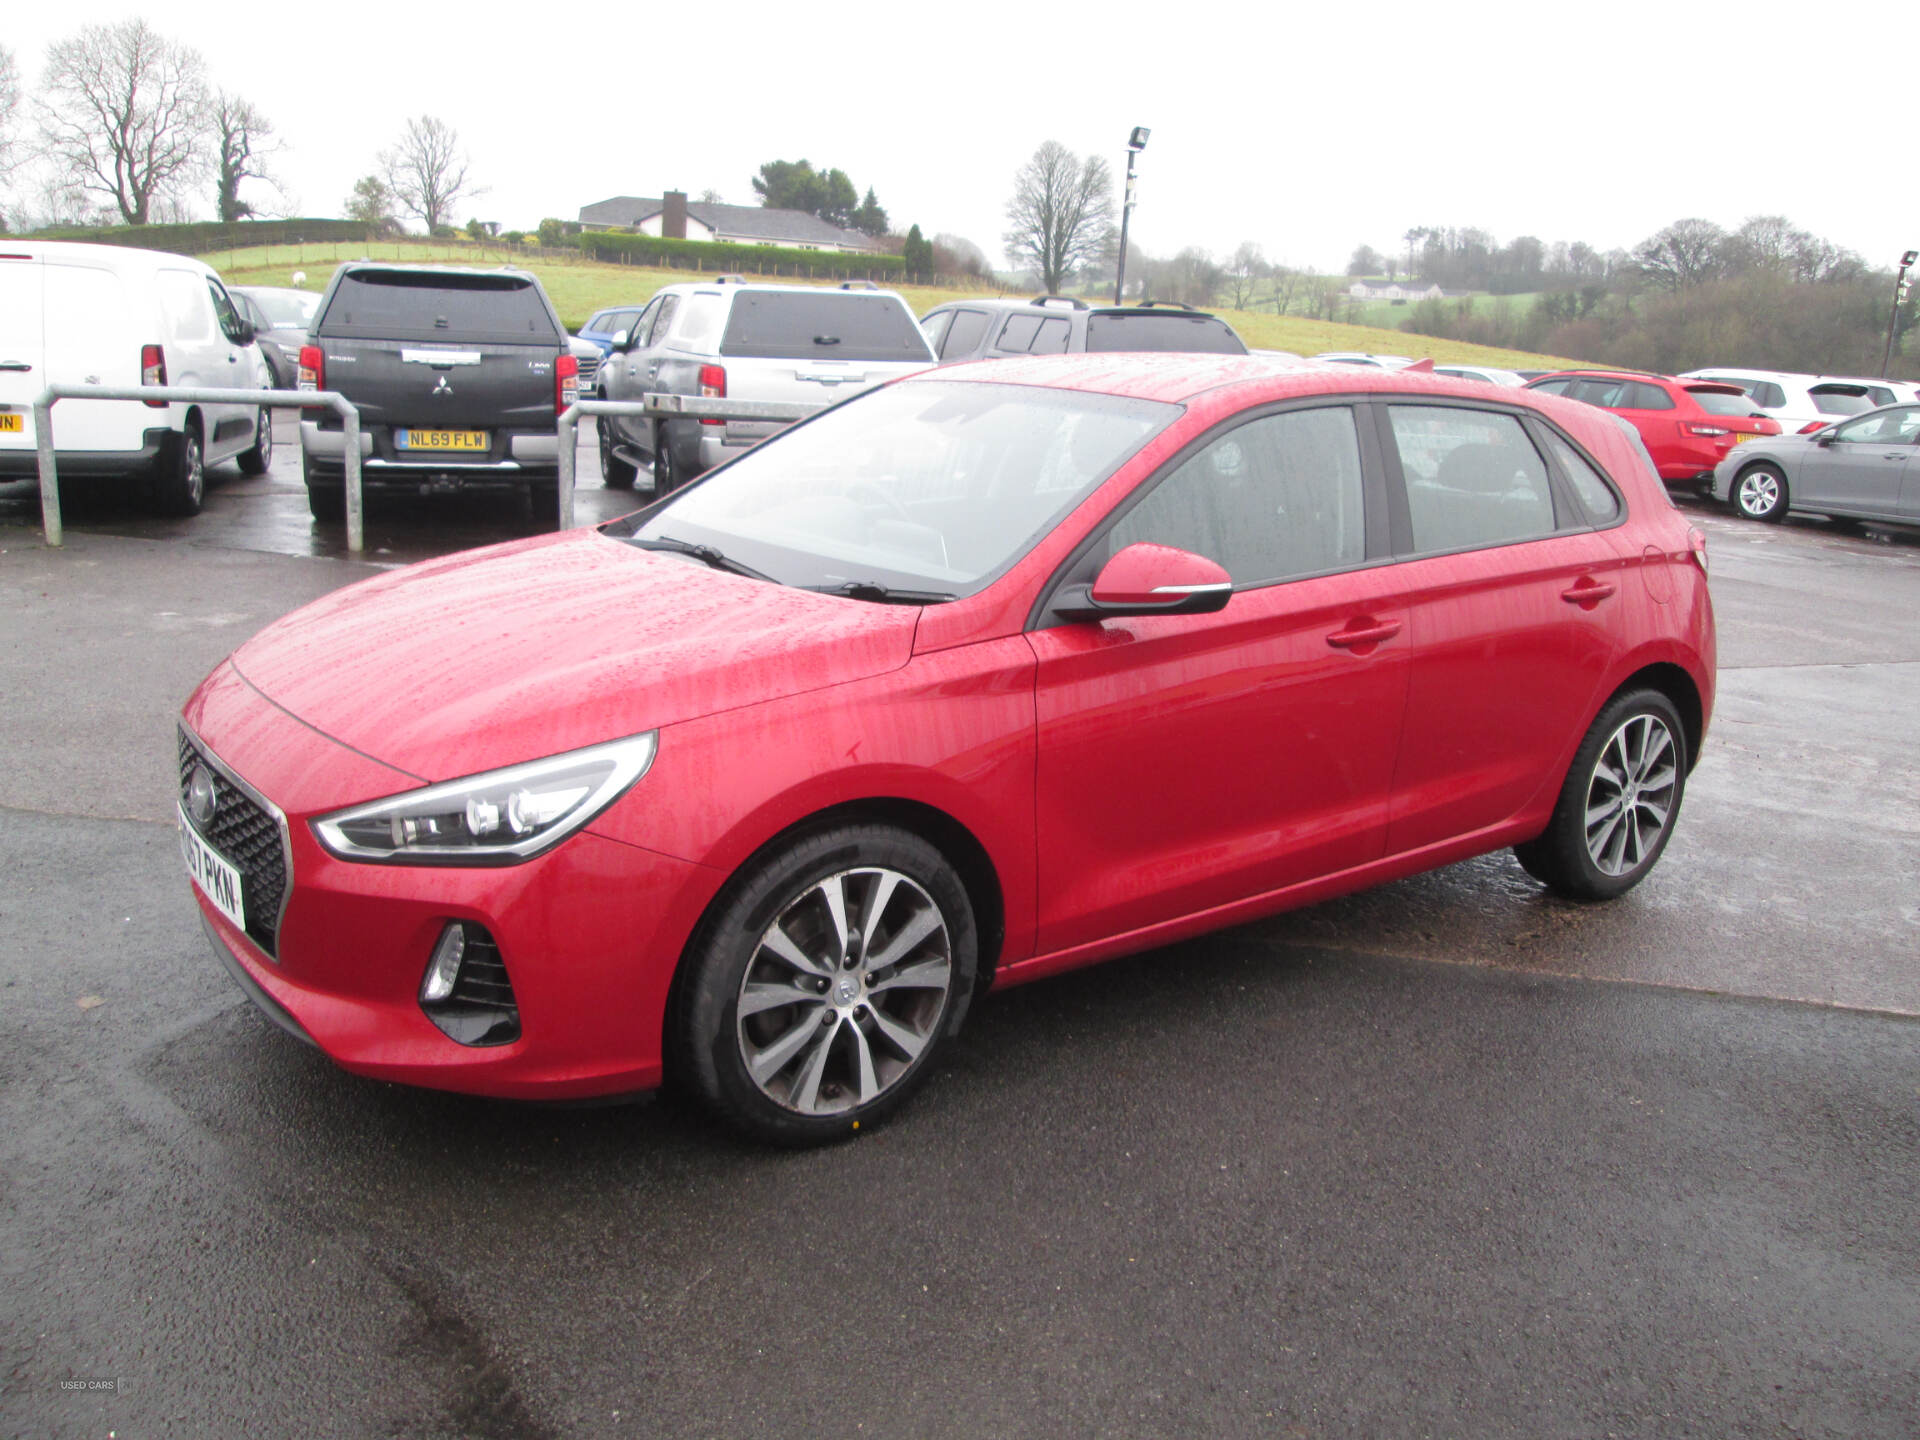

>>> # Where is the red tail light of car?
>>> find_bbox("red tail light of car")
[698,364,727,426]
[556,353,579,416]
[141,344,167,407]
[1798,420,1829,435]
[298,345,324,392]
[1685,424,1729,437]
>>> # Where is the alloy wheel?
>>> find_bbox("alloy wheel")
[734,866,952,1116]
[1737,469,1780,518]
[1583,713,1678,876]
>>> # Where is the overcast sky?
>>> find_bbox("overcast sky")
[5,1,1910,275]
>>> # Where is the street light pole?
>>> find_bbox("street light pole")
[1882,248,1917,378]
[1113,126,1149,305]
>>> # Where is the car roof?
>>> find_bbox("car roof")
[915,352,1577,408]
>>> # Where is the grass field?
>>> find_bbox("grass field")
[205,240,1582,372]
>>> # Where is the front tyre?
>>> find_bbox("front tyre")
[1733,462,1789,522]
[1513,688,1688,901]
[675,824,979,1146]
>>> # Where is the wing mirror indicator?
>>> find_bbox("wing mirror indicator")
[1056,542,1233,621]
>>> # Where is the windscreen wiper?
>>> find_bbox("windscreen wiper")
[633,536,775,583]
[808,581,955,605]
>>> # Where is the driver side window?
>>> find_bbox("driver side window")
[1106,407,1366,587]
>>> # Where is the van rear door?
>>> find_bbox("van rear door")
[47,258,149,454]
[0,252,44,457]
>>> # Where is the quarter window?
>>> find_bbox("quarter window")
[996,314,1043,352]
[1539,429,1621,524]
[1107,406,1366,586]
[1390,405,1557,553]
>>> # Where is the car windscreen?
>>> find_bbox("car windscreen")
[1084,313,1247,355]
[245,290,319,327]
[718,292,936,363]
[621,380,1178,597]
[316,271,558,344]
[1688,390,1760,417]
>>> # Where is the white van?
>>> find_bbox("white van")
[0,242,272,514]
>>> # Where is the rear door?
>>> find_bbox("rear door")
[0,252,43,459]
[1376,402,1630,853]
[44,256,148,454]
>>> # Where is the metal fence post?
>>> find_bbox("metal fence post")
[339,399,364,554]
[556,405,578,531]
[32,398,61,547]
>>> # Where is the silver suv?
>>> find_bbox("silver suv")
[920,295,1247,365]
[596,278,935,492]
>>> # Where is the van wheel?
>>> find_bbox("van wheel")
[152,423,205,516]
[237,407,273,476]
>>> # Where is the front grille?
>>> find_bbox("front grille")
[575,351,600,389]
[451,930,517,1011]
[178,730,288,958]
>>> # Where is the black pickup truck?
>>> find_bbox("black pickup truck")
[297,263,576,519]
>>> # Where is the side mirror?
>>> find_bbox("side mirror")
[1814,430,1835,446]
[1055,542,1233,621]
[234,319,256,345]
[610,328,631,350]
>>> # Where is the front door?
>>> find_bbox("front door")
[1799,406,1919,515]
[1029,403,1408,956]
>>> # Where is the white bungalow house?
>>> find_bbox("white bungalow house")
[577,190,885,254]
[1348,280,1446,301]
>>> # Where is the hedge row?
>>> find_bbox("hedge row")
[577,229,906,279]
[23,218,370,254]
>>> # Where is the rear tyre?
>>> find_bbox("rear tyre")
[1513,688,1688,902]
[673,824,979,1147]
[152,423,205,516]
[237,407,273,476]
[599,418,637,489]
[1732,462,1789,522]
[652,421,678,495]
[302,450,344,522]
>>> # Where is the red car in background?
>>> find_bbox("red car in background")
[1525,370,1781,487]
[178,357,1715,1145]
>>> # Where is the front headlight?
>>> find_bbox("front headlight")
[312,732,656,865]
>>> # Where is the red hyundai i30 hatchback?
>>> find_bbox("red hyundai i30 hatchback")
[178,355,1715,1144]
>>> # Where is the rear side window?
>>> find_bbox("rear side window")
[1031,317,1071,354]
[941,309,989,359]
[718,292,935,363]
[1085,313,1247,354]
[317,270,559,344]
[996,314,1043,352]
[1620,380,1674,410]
[1529,378,1574,396]
[1750,380,1785,408]
[1539,429,1622,524]
[1390,405,1557,553]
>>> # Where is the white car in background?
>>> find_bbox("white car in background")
[1312,351,1415,368]
[0,242,273,514]
[1432,364,1526,387]
[1677,368,1902,436]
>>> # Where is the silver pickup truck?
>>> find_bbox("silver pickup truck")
[595,279,935,493]
[297,263,575,520]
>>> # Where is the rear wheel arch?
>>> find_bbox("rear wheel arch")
[1615,662,1704,775]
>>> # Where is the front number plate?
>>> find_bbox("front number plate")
[0,413,22,433]
[397,428,487,451]
[179,804,246,931]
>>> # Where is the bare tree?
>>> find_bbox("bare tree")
[381,116,479,233]
[1003,140,1114,293]
[0,44,20,180]
[210,92,281,222]
[1223,241,1267,309]
[1633,218,1726,290]
[37,20,209,225]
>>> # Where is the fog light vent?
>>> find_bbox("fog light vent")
[419,921,521,1047]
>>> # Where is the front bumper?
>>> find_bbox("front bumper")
[183,663,721,1099]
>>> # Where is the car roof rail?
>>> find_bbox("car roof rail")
[1030,294,1089,310]
[840,279,879,291]
[1134,300,1197,311]
[713,274,748,285]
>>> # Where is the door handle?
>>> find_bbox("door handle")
[0,361,32,372]
[1326,619,1402,649]
[1561,578,1617,606]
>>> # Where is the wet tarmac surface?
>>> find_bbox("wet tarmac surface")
[2,442,1917,1437]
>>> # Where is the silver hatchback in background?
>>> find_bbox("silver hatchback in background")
[1712,402,1920,524]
